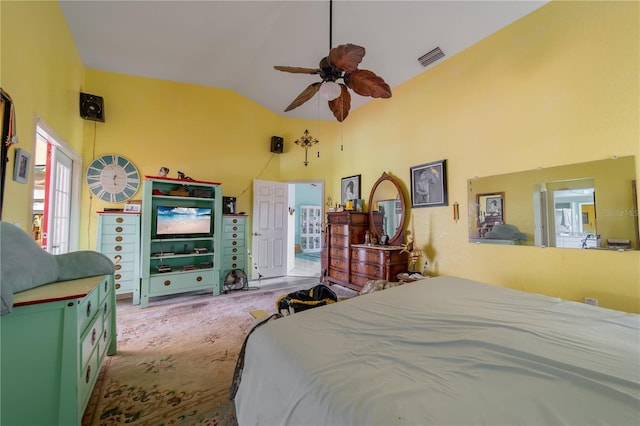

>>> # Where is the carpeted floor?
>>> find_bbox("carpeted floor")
[82,278,357,426]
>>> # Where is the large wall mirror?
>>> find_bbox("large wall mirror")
[468,156,639,250]
[368,172,406,246]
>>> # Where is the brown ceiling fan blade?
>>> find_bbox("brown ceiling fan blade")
[328,44,365,73]
[274,66,321,75]
[345,69,392,98]
[284,82,321,112]
[328,85,351,122]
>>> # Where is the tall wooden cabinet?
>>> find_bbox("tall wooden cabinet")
[325,212,369,291]
[97,211,141,304]
[140,176,222,307]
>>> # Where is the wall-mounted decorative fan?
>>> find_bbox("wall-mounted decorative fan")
[274,1,391,122]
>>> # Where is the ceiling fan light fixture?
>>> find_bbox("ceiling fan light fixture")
[319,81,342,101]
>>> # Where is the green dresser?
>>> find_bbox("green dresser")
[97,212,141,304]
[0,274,116,425]
[220,214,248,291]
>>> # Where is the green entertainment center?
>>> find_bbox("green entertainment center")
[140,176,223,308]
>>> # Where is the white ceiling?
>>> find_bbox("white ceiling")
[59,1,548,122]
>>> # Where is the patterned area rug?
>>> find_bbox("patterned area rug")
[82,279,357,426]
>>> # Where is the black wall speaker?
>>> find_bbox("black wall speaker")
[270,136,284,154]
[79,92,105,122]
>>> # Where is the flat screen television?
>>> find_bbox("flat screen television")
[156,206,212,237]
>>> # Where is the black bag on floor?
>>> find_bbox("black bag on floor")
[276,284,338,315]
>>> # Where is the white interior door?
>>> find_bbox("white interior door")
[47,147,72,254]
[251,179,288,278]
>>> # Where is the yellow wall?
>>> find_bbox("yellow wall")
[1,0,85,228]
[2,1,639,312]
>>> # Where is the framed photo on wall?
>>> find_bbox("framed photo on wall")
[341,174,361,205]
[13,148,31,184]
[410,160,448,208]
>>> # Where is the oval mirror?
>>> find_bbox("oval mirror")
[368,172,406,246]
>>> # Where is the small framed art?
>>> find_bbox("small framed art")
[410,160,448,208]
[124,203,142,213]
[13,148,31,184]
[341,174,361,205]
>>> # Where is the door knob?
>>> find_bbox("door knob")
[253,232,262,236]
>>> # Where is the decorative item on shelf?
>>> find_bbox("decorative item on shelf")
[345,200,354,211]
[192,188,212,198]
[169,185,189,197]
[158,166,169,177]
[364,230,372,246]
[354,199,364,212]
[294,129,319,166]
[177,171,194,180]
[380,232,389,246]
[325,196,333,208]
[223,196,236,214]
[401,215,423,272]
[124,202,141,213]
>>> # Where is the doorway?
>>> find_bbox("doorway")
[32,120,82,253]
[250,179,323,280]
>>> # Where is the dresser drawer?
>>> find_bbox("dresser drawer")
[222,238,245,249]
[100,309,114,360]
[100,223,138,235]
[223,222,245,233]
[223,254,246,268]
[328,213,368,225]
[328,267,349,282]
[81,313,103,371]
[349,273,370,288]
[100,214,137,225]
[79,346,100,409]
[329,256,349,271]
[99,232,139,246]
[148,270,216,294]
[77,287,100,334]
[114,278,137,293]
[351,247,383,263]
[351,260,383,277]
[329,246,349,259]
[330,234,348,248]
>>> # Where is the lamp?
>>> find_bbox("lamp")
[319,81,341,101]
[294,129,319,166]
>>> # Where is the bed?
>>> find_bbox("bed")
[233,276,640,425]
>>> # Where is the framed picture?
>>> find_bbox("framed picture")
[124,203,141,213]
[341,174,361,205]
[410,160,448,208]
[476,192,505,227]
[13,148,31,184]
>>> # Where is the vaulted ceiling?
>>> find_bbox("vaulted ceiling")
[59,1,548,121]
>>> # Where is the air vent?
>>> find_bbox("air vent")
[418,47,445,68]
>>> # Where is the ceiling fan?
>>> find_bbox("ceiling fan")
[274,2,391,122]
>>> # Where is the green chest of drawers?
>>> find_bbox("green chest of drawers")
[97,212,141,304]
[0,274,117,425]
[220,214,248,289]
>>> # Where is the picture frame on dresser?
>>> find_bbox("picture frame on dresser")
[341,174,361,205]
[410,160,448,208]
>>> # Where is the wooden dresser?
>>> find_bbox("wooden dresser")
[325,212,369,291]
[350,244,409,289]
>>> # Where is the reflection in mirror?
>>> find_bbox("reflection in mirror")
[368,172,406,246]
[468,156,639,250]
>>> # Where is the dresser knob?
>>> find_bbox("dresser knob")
[116,217,124,223]
[232,233,237,238]
[196,276,203,282]
[233,226,238,230]
[232,241,237,246]
[164,280,171,286]
[115,236,123,242]
[115,264,122,270]
[115,283,121,289]
[115,245,123,251]
[232,248,237,253]
[232,219,238,224]
[103,330,108,343]
[86,301,92,318]
[86,366,91,384]
[232,255,237,261]
[115,273,122,280]
[114,255,122,262]
[91,328,97,345]
[115,226,123,232]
